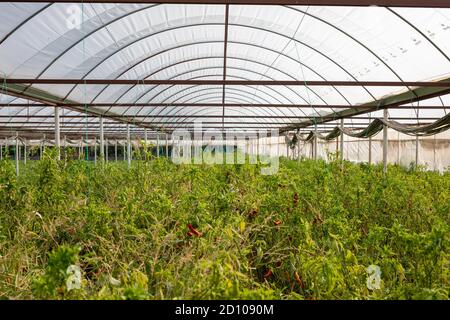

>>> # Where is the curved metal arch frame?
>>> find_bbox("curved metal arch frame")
[138,76,322,127]
[97,51,333,108]
[124,66,315,119]
[60,22,379,102]
[121,88,276,125]
[162,92,302,129]
[0,3,53,46]
[65,37,355,109]
[132,73,294,126]
[90,44,356,127]
[144,86,289,127]
[150,91,322,131]
[92,42,360,125]
[2,4,448,131]
[9,22,371,129]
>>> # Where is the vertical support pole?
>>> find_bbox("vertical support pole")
[15,132,19,176]
[79,140,82,160]
[40,134,44,159]
[144,129,148,159]
[368,136,372,165]
[94,137,97,165]
[0,140,2,161]
[5,137,8,159]
[156,131,160,158]
[104,138,109,162]
[24,139,27,165]
[165,133,169,157]
[415,135,419,167]
[127,124,131,168]
[298,137,301,162]
[55,106,61,160]
[115,140,118,162]
[383,109,388,173]
[256,133,260,164]
[314,126,318,160]
[123,140,126,161]
[340,119,344,162]
[63,135,67,160]
[99,116,104,160]
[397,131,400,165]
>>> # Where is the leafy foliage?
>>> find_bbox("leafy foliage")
[0,152,448,300]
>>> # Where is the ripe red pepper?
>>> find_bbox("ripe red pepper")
[263,269,273,279]
[187,224,202,237]
[294,271,305,289]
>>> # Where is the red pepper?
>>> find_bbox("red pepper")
[263,269,273,279]
[274,220,282,226]
[187,224,202,237]
[294,271,305,289]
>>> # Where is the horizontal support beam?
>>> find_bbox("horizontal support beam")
[3,79,450,87]
[0,115,440,120]
[1,1,449,8]
[0,103,448,110]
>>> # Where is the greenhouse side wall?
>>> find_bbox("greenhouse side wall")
[267,130,450,172]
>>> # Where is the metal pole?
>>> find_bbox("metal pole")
[105,138,108,162]
[55,106,61,160]
[63,135,67,159]
[368,136,372,165]
[314,126,318,160]
[256,133,260,164]
[0,140,2,161]
[144,129,148,159]
[127,124,131,168]
[94,137,97,165]
[383,109,388,173]
[298,137,301,162]
[340,119,344,161]
[15,132,19,176]
[156,131,160,157]
[123,140,126,161]
[99,117,104,160]
[79,140,82,159]
[41,134,45,159]
[24,139,27,165]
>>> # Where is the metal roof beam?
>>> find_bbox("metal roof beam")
[3,79,450,87]
[1,1,449,9]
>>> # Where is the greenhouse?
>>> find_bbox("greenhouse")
[0,0,449,302]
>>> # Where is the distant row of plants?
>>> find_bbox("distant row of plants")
[0,149,448,299]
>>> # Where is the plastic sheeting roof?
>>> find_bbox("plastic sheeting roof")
[0,2,449,135]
